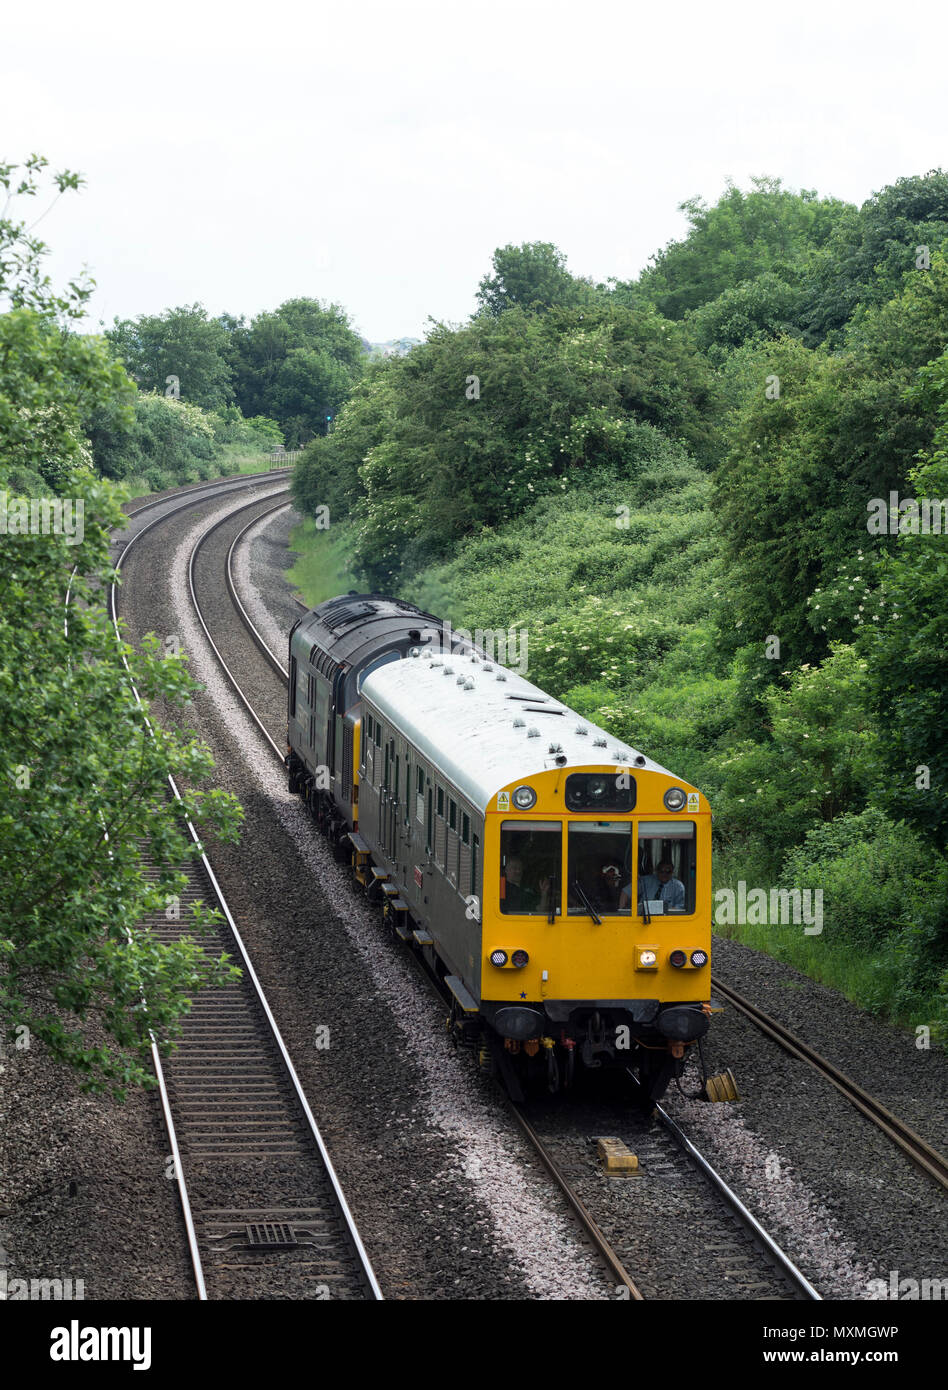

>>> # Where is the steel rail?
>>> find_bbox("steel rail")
[711,975,948,1195]
[653,1101,821,1300]
[179,489,384,1299]
[185,491,292,760]
[60,473,283,1298]
[119,468,292,524]
[225,504,291,679]
[104,472,379,1300]
[506,1103,644,1299]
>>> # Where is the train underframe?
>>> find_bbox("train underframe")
[460,1001,710,1105]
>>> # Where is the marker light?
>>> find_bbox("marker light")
[638,950,658,968]
[691,950,708,968]
[513,785,537,810]
[511,950,529,968]
[490,949,508,967]
[663,787,687,812]
[669,949,687,968]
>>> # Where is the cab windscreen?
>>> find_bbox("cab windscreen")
[564,773,635,812]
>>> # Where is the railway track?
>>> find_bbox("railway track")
[107,473,382,1300]
[710,977,948,1195]
[509,1094,819,1300]
[150,479,948,1300]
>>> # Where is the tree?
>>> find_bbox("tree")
[1,155,245,1094]
[1,155,132,493]
[106,304,234,411]
[801,170,948,344]
[1,154,92,320]
[712,256,948,666]
[302,298,719,589]
[475,242,597,315]
[224,298,364,445]
[862,350,948,842]
[630,176,851,321]
[687,269,807,362]
[0,473,245,1094]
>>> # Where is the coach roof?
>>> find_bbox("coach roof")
[360,647,684,814]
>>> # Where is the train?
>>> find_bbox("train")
[286,593,715,1104]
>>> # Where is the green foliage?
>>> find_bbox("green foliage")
[410,453,732,791]
[476,241,598,315]
[860,350,948,841]
[1,154,92,320]
[224,297,364,446]
[86,391,280,490]
[780,809,948,1020]
[631,176,851,320]
[0,472,244,1094]
[704,645,877,860]
[106,304,235,410]
[687,270,807,362]
[801,170,948,344]
[309,296,718,588]
[713,256,948,664]
[0,310,133,491]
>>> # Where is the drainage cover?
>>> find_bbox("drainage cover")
[245,1222,298,1248]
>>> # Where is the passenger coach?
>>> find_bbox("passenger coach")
[287,594,713,1103]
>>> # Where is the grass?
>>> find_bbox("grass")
[711,850,941,1033]
[285,517,359,607]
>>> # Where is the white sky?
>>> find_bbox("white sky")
[3,0,947,342]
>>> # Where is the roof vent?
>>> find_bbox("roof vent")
[576,725,588,735]
[443,666,454,675]
[613,750,628,762]
[463,678,475,691]
[495,672,507,682]
[456,675,466,685]
[431,659,443,668]
[513,717,525,728]
[593,737,607,748]
[548,743,563,755]
[527,727,540,738]
[483,664,493,672]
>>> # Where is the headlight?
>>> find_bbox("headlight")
[512,785,536,810]
[663,786,687,812]
[691,950,708,968]
[490,949,508,967]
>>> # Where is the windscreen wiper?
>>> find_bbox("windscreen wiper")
[571,879,602,925]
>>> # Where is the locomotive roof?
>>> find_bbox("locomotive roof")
[361,647,688,814]
[293,593,442,667]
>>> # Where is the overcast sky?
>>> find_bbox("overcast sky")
[3,0,947,343]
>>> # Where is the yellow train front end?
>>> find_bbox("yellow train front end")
[478,764,712,1102]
